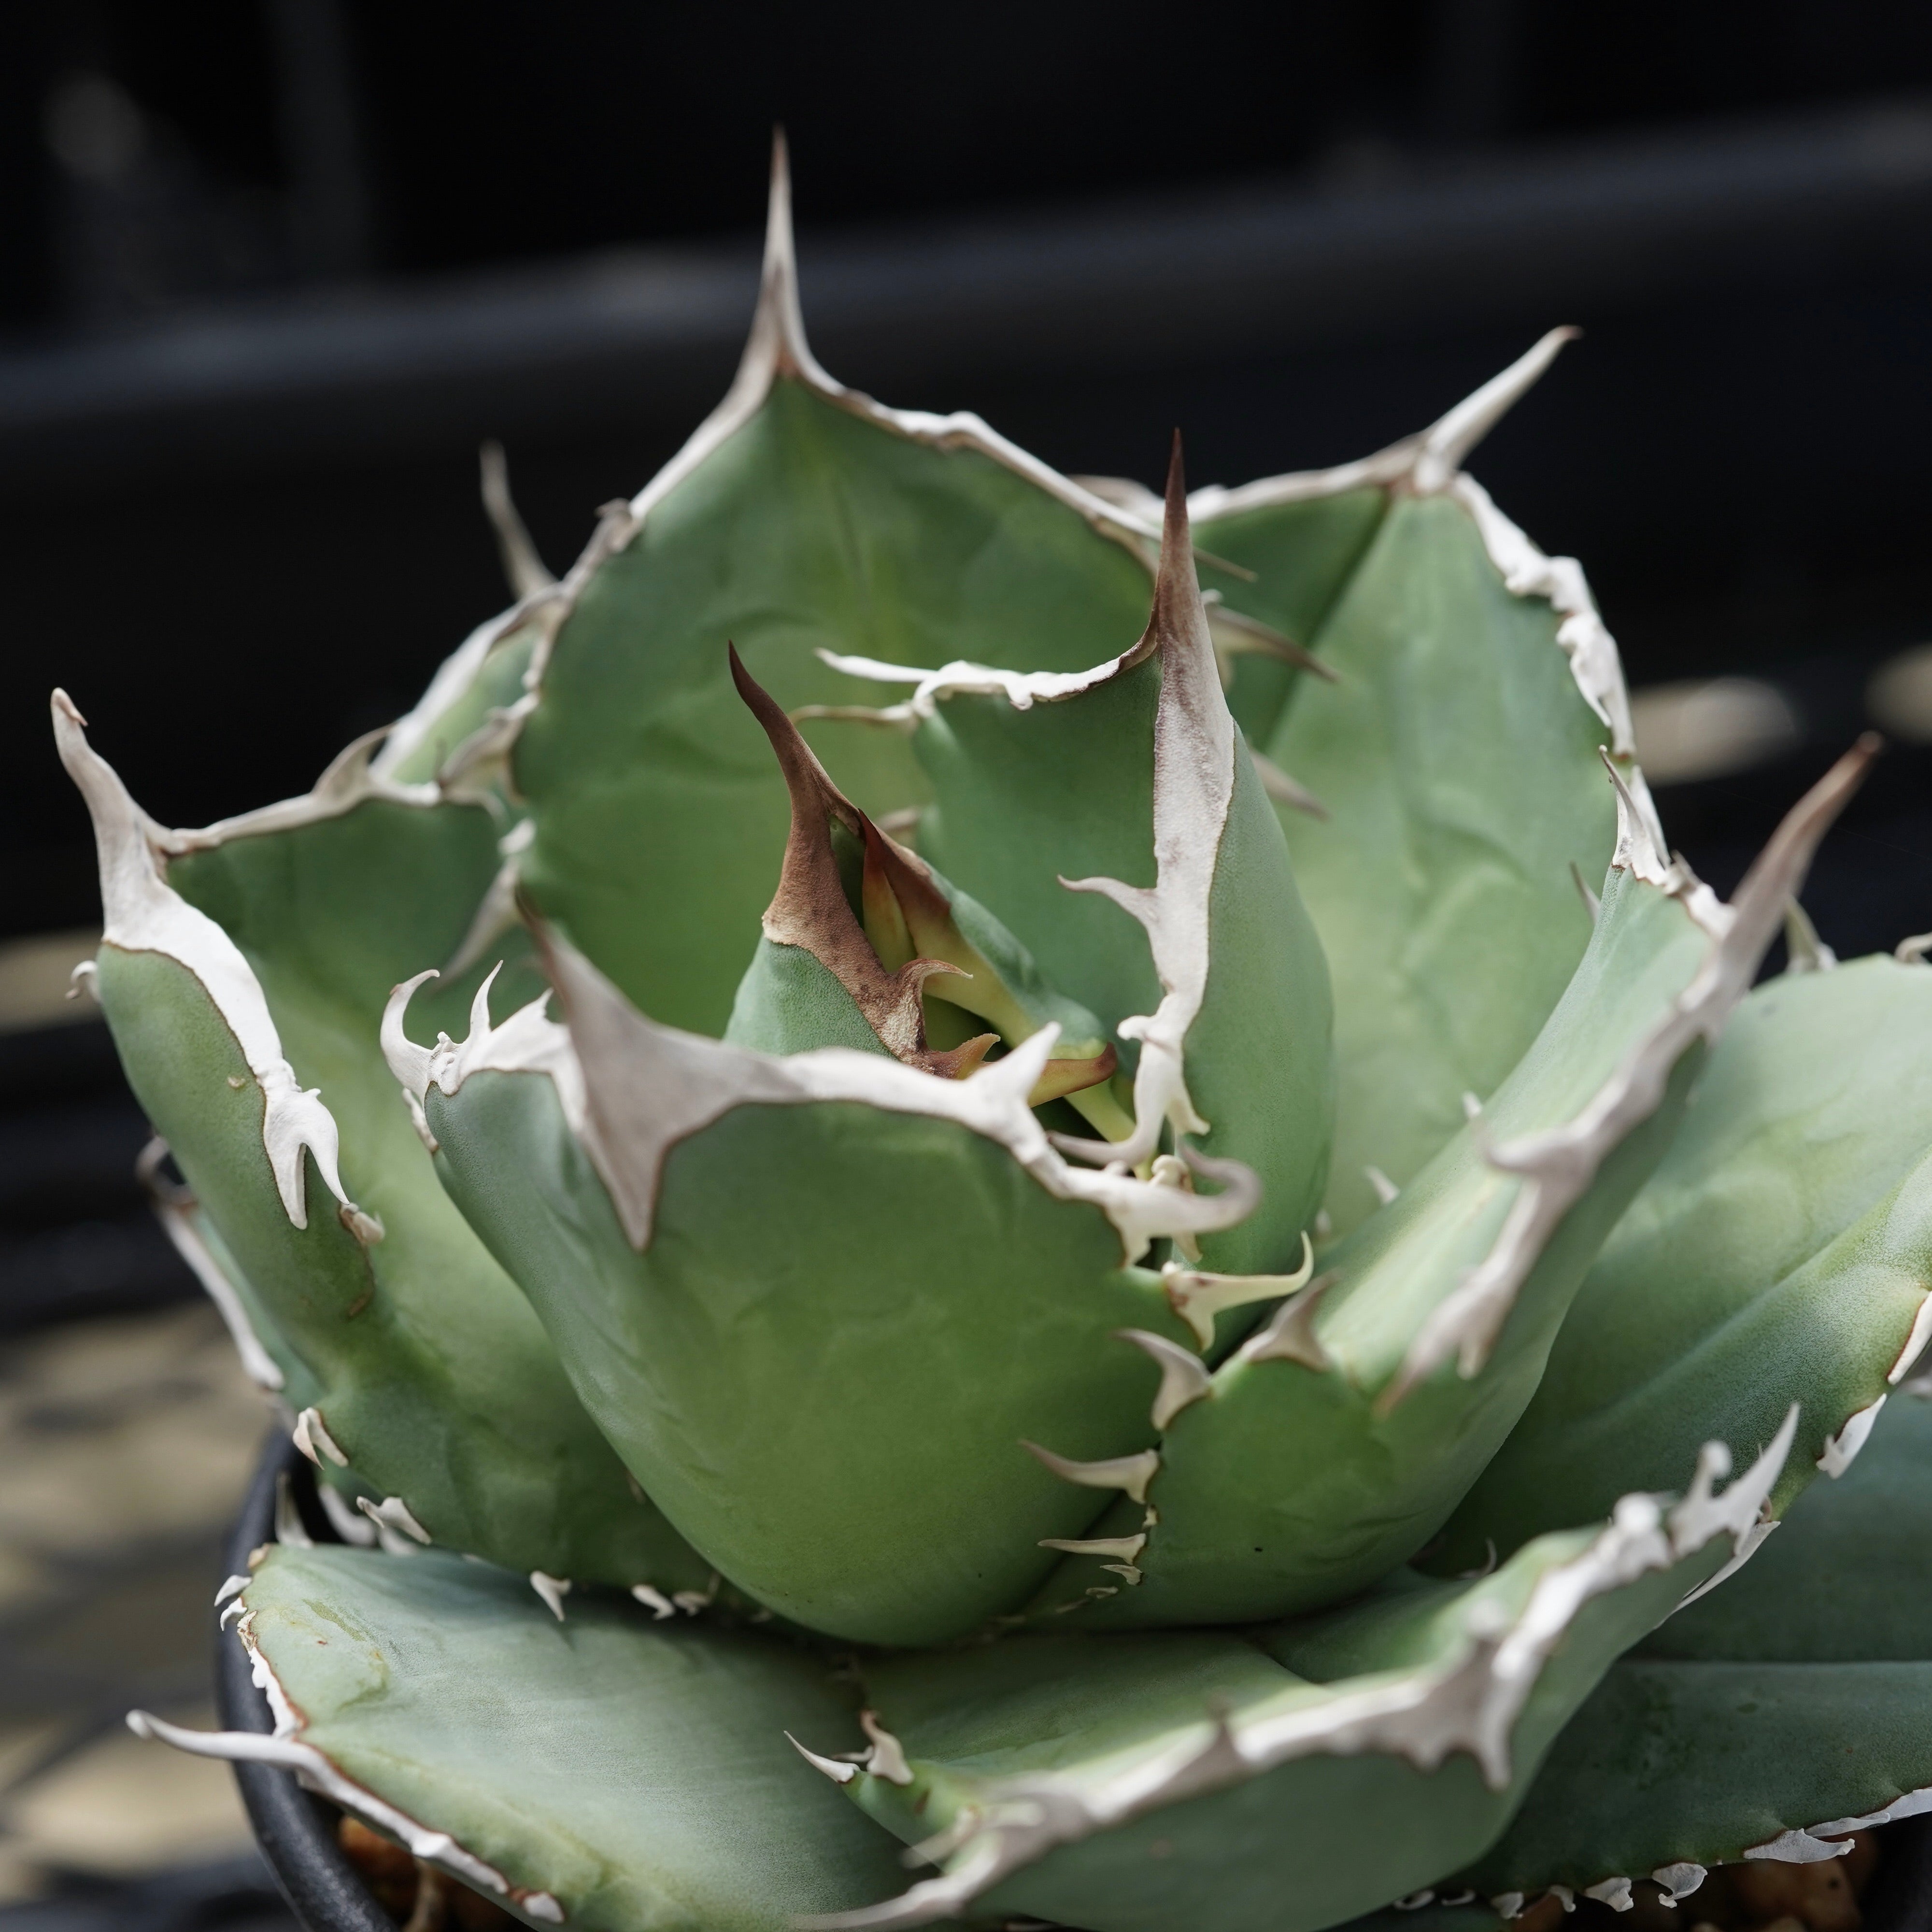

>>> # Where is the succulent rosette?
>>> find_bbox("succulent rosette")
[57,149,1932,1932]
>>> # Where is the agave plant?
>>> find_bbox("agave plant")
[59,148,1932,1932]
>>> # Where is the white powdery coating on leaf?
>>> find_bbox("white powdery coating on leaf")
[803,1430,1797,1932]
[53,694,368,1236]
[130,1607,566,1922]
[383,937,1255,1265]
[1387,744,1874,1400]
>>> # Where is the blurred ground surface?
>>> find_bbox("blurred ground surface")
[0,1296,281,1914]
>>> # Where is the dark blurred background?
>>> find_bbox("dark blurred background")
[2,2,1932,1921]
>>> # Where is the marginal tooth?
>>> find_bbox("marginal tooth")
[1462,1091,1485,1122]
[630,1585,676,1619]
[860,1711,914,1786]
[1248,749,1329,819]
[272,1476,313,1549]
[1237,1271,1337,1371]
[291,1407,348,1468]
[1783,895,1836,974]
[786,1733,858,1785]
[1099,1562,1143,1584]
[529,1571,571,1620]
[1116,1328,1214,1428]
[1163,1231,1316,1350]
[1363,1165,1399,1207]
[1568,859,1601,925]
[1021,1441,1161,1505]
[1037,1533,1148,1564]
[356,1494,431,1546]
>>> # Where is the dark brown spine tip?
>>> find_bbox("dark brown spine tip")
[1163,430,1187,527]
[728,642,790,743]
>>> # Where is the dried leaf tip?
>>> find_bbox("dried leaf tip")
[1410,327,1579,494]
[731,645,998,1081]
[746,126,830,390]
[478,442,554,599]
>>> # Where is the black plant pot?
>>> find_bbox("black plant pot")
[220,1439,1932,1932]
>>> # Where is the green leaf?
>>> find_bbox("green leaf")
[1042,747,1873,1628]
[414,979,1230,1645]
[513,164,1154,1037]
[1191,487,1389,749]
[807,1439,1786,1932]
[57,697,710,1594]
[1457,1383,1932,1906]
[1643,1378,1932,1664]
[1464,1658,1932,1899]
[140,1542,910,1932]
[1233,339,1638,1239]
[838,447,1335,1277]
[1439,952,1932,1573]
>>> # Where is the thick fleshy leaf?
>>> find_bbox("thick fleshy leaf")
[802,1438,1789,1932]
[1041,749,1872,1628]
[511,153,1155,1036]
[829,445,1335,1277]
[137,1542,909,1932]
[1438,952,1932,1572]
[1226,339,1643,1237]
[1643,1376,1932,1664]
[57,700,710,1595]
[400,929,1266,1646]
[1459,1394,1932,1904]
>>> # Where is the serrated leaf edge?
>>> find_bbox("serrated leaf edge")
[127,1604,566,1924]
[383,927,1258,1265]
[800,1416,1798,1930]
[52,693,378,1241]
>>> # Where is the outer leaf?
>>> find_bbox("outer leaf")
[1439,951,1932,1572]
[397,931,1257,1646]
[1042,749,1872,1627]
[57,697,711,1596]
[799,1436,1790,1932]
[511,147,1156,1034]
[1459,1393,1932,1906]
[1643,1377,1932,1664]
[134,1542,910,1932]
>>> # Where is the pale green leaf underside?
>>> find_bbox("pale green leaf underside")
[240,1542,909,1932]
